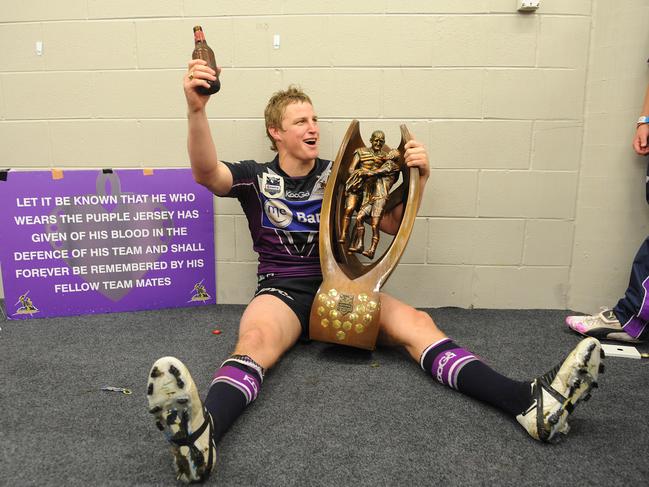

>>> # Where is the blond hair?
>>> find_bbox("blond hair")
[264,85,313,151]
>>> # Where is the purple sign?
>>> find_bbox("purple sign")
[0,169,215,319]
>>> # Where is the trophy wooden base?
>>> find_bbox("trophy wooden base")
[309,279,381,351]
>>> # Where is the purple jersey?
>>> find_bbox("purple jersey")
[223,157,332,278]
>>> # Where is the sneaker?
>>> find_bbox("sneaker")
[516,337,603,443]
[147,357,216,483]
[566,308,641,343]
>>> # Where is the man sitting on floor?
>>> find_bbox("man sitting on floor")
[145,59,604,483]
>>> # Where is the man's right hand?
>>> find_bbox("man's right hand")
[184,59,220,113]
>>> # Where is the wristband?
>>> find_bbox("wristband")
[638,116,649,126]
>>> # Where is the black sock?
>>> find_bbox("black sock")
[204,358,263,443]
[421,338,532,416]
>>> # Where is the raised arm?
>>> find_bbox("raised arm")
[184,59,233,196]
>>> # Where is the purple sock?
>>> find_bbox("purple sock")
[421,338,532,416]
[420,338,478,389]
[204,356,263,443]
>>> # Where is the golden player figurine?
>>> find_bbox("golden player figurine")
[340,130,401,258]
[309,121,420,350]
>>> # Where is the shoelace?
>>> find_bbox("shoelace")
[539,363,560,384]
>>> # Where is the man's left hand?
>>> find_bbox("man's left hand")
[404,139,430,183]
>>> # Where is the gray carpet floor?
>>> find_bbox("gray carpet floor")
[1,303,648,487]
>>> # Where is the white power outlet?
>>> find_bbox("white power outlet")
[518,0,540,12]
[601,344,642,359]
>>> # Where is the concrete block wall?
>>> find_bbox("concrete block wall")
[1,1,647,310]
[568,1,649,314]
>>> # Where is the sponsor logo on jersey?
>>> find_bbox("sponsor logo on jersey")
[261,197,322,232]
[285,190,311,199]
[261,173,285,198]
[263,199,293,228]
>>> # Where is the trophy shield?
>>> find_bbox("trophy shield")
[309,120,420,350]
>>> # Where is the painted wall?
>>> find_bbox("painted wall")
[1,1,647,310]
[569,1,649,314]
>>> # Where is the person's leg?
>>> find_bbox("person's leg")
[378,293,603,443]
[147,295,301,483]
[363,198,387,259]
[377,294,532,415]
[362,216,381,258]
[566,236,649,342]
[349,204,370,252]
[339,194,359,243]
[613,236,649,339]
[204,295,301,440]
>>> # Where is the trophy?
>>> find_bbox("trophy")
[309,120,420,350]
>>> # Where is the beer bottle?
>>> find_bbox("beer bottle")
[192,25,220,95]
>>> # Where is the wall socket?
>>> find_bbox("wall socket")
[518,0,540,12]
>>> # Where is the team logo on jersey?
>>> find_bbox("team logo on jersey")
[263,199,293,228]
[261,173,284,198]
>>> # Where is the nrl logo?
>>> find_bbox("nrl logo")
[336,293,354,315]
[261,173,284,198]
